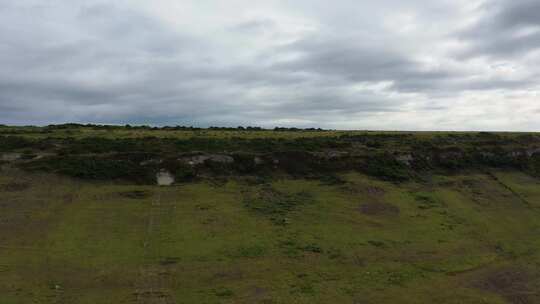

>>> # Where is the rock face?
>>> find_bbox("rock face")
[313,151,349,160]
[439,151,464,159]
[527,148,540,157]
[180,154,234,166]
[208,154,234,164]
[140,159,162,166]
[395,154,413,166]
[1,153,21,162]
[156,169,174,186]
[326,151,349,159]
[509,150,526,158]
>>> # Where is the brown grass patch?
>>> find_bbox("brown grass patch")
[340,184,386,196]
[118,190,153,199]
[359,201,399,216]
[471,266,539,304]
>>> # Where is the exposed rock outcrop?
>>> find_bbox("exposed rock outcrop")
[179,154,234,166]
[156,169,174,186]
[1,153,21,162]
[395,154,414,166]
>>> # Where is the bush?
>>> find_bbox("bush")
[23,156,155,184]
[273,151,321,176]
[528,154,540,177]
[160,159,196,182]
[362,154,410,182]
[231,154,261,174]
[0,136,34,152]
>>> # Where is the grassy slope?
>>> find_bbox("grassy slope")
[1,166,540,303]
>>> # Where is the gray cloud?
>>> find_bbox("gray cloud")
[271,34,457,93]
[457,0,540,58]
[0,0,539,130]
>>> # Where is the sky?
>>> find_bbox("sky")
[0,0,539,130]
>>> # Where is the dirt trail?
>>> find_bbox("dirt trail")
[484,171,532,207]
[134,191,177,304]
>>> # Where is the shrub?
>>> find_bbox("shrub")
[528,154,540,177]
[160,159,197,182]
[362,154,410,182]
[0,136,34,152]
[118,190,153,199]
[272,151,321,176]
[22,156,154,184]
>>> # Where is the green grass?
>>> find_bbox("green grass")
[1,166,540,303]
[1,125,540,303]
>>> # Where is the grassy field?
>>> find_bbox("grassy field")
[1,125,540,303]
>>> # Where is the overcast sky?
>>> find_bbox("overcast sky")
[1,0,539,130]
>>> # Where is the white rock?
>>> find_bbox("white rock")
[156,170,174,186]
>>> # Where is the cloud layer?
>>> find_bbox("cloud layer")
[1,0,539,130]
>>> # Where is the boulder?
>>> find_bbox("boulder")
[156,169,174,186]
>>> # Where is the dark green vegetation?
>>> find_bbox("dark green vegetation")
[2,125,540,183]
[1,125,540,303]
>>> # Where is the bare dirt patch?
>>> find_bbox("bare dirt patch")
[470,266,539,304]
[119,190,153,199]
[366,186,386,196]
[210,269,244,282]
[244,286,272,303]
[359,201,399,216]
[340,184,386,196]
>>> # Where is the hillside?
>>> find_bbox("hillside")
[1,125,540,303]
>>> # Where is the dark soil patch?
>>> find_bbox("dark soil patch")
[359,202,399,216]
[62,194,75,203]
[246,286,271,303]
[0,182,30,192]
[471,266,539,304]
[366,186,386,196]
[209,269,244,283]
[339,184,385,196]
[118,190,153,199]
